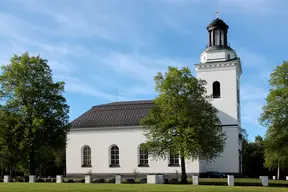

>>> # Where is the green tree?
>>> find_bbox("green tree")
[241,135,269,177]
[259,61,288,179]
[0,105,23,176]
[141,66,226,184]
[263,129,288,179]
[0,52,70,176]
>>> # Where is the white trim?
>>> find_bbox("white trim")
[194,58,242,74]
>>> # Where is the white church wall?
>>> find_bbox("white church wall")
[195,60,242,174]
[199,126,240,173]
[66,126,200,176]
[196,63,240,125]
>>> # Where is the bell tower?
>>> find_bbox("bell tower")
[195,13,243,175]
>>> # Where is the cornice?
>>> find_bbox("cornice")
[194,57,242,74]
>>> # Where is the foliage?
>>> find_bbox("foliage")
[259,61,288,177]
[141,66,225,184]
[0,105,24,176]
[0,52,70,175]
[241,135,269,177]
[263,130,288,179]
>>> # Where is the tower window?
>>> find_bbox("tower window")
[238,107,240,121]
[214,29,220,46]
[237,81,240,104]
[221,30,225,45]
[212,81,221,98]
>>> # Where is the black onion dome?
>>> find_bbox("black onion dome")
[207,18,229,31]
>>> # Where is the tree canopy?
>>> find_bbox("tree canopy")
[141,66,226,184]
[0,52,70,176]
[241,135,269,177]
[259,61,288,179]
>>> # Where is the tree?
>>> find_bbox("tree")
[0,52,70,176]
[140,66,226,184]
[263,129,288,179]
[0,105,23,176]
[259,61,288,179]
[241,135,268,177]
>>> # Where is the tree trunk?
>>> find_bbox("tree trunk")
[277,161,280,180]
[180,156,188,184]
[29,148,36,175]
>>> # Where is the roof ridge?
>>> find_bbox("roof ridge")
[93,99,154,107]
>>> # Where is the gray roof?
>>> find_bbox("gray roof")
[71,100,154,128]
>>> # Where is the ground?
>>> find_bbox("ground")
[0,183,288,192]
[1,178,288,192]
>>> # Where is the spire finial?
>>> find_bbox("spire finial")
[216,10,219,18]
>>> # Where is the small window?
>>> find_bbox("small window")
[238,107,240,121]
[110,145,120,167]
[237,81,240,104]
[212,81,221,98]
[168,151,180,167]
[227,54,230,60]
[82,146,91,167]
[214,29,220,46]
[221,30,225,45]
[138,146,149,167]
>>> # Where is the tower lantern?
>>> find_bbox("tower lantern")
[207,11,229,48]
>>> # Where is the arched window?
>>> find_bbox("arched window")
[82,146,91,167]
[110,145,120,167]
[168,151,180,167]
[138,145,149,167]
[212,81,221,98]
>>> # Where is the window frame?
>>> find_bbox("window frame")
[81,145,92,168]
[212,81,221,98]
[138,145,149,167]
[109,145,120,168]
[168,151,180,167]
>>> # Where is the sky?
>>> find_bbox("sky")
[0,0,287,142]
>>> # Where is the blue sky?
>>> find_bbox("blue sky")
[0,0,287,142]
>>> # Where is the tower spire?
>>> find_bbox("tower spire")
[206,14,229,48]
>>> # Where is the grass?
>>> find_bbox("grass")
[198,178,288,186]
[0,183,288,192]
[0,180,288,192]
[0,178,287,192]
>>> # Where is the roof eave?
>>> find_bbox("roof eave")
[69,125,145,131]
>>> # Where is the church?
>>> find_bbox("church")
[66,16,243,178]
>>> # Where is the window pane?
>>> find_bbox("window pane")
[83,146,91,166]
[110,145,119,165]
[139,147,149,165]
[214,29,220,46]
[169,152,179,164]
[221,30,224,45]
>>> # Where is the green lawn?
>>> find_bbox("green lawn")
[0,183,288,192]
[198,178,288,186]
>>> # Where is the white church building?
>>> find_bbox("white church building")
[66,17,243,178]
